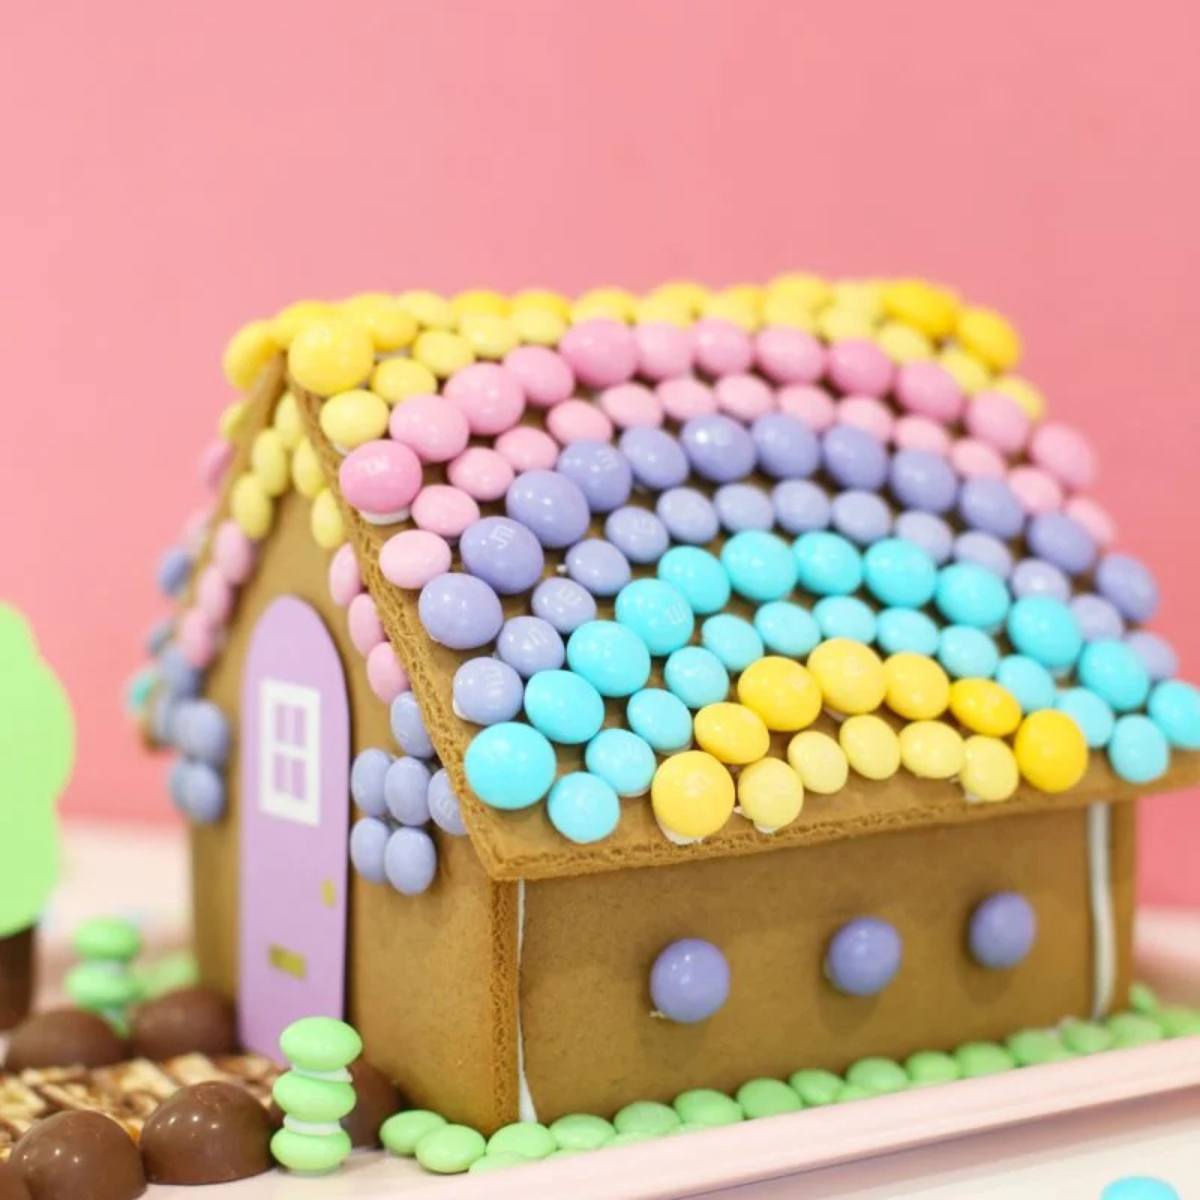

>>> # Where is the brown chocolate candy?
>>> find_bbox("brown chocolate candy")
[139,1081,271,1185]
[341,1058,401,1148]
[128,987,238,1060]
[0,1162,31,1200]
[3,1009,127,1073]
[0,928,35,1033]
[11,1111,145,1200]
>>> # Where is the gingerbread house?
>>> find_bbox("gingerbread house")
[133,276,1200,1133]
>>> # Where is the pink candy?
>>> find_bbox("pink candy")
[211,520,257,585]
[348,592,386,656]
[198,440,234,492]
[1065,495,1116,547]
[447,446,515,501]
[657,377,717,423]
[558,319,638,388]
[503,345,575,407]
[634,322,693,381]
[778,384,836,432]
[411,484,480,538]
[388,395,470,463]
[965,391,1030,456]
[755,327,825,384]
[339,439,422,522]
[178,608,217,669]
[1008,465,1065,514]
[494,426,560,472]
[1029,421,1097,490]
[715,374,774,422]
[949,437,1006,479]
[443,362,526,436]
[328,543,364,606]
[825,339,894,398]
[894,361,964,423]
[195,566,233,625]
[366,641,410,703]
[837,395,894,442]
[546,398,614,444]
[893,414,951,455]
[599,382,664,429]
[380,528,453,589]
[692,319,754,377]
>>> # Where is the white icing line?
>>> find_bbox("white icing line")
[516,878,538,1123]
[1087,802,1116,1019]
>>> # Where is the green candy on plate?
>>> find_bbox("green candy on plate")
[673,1089,743,1127]
[487,1121,556,1160]
[955,1041,1016,1077]
[381,1110,447,1157]
[415,1124,487,1174]
[846,1056,908,1094]
[612,1100,680,1136]
[905,1050,960,1085]
[788,1068,842,1107]
[735,1078,803,1118]
[550,1113,614,1151]
[270,1127,352,1175]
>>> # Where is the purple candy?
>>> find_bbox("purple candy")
[1010,557,1071,602]
[452,656,525,724]
[418,572,504,650]
[1027,512,1097,576]
[751,412,820,479]
[889,449,958,515]
[157,545,193,597]
[350,748,392,818]
[498,615,567,676]
[825,917,902,996]
[505,469,591,548]
[1070,593,1125,641]
[968,892,1037,969]
[349,817,390,883]
[531,577,597,634]
[158,645,202,698]
[1096,552,1160,622]
[894,510,953,564]
[680,414,756,483]
[619,427,689,491]
[145,617,174,657]
[389,690,436,758]
[459,516,545,595]
[657,487,720,544]
[556,440,634,513]
[772,479,831,534]
[714,483,774,533]
[649,938,731,1023]
[1125,630,1178,682]
[565,538,632,596]
[173,699,230,766]
[830,490,891,546]
[384,826,438,895]
[822,424,889,491]
[384,756,432,825]
[958,477,1024,539]
[427,767,468,836]
[953,531,1013,578]
[170,759,224,824]
[605,505,670,564]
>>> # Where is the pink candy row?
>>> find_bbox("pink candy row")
[176,520,258,670]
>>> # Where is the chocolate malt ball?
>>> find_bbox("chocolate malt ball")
[129,986,238,1060]
[11,1111,145,1200]
[3,1009,127,1072]
[0,1161,31,1200]
[342,1059,402,1148]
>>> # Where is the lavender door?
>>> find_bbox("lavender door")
[238,595,350,1057]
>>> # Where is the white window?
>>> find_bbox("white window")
[258,680,321,826]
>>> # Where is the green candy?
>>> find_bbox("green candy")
[673,1089,743,1127]
[846,1057,908,1095]
[609,1130,657,1147]
[270,1127,351,1175]
[415,1124,486,1174]
[1158,1006,1200,1037]
[955,1042,1016,1077]
[1006,1029,1070,1066]
[904,1050,960,1085]
[613,1100,680,1137]
[272,1073,356,1123]
[545,1148,581,1159]
[381,1110,447,1157]
[487,1121,556,1160]
[1106,1012,1164,1048]
[735,1078,803,1118]
[788,1068,842,1107]
[833,1083,873,1103]
[73,918,141,962]
[550,1113,614,1151]
[1061,1020,1114,1056]
[134,951,198,999]
[279,1016,362,1072]
[468,1151,527,1173]
[1128,982,1160,1014]
[66,962,141,1009]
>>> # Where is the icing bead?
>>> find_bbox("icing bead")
[627,688,694,753]
[213,521,257,586]
[565,539,632,597]
[417,573,503,650]
[863,537,937,608]
[1013,709,1088,792]
[830,490,891,546]
[680,414,756,483]
[1077,639,1150,712]
[531,577,596,634]
[557,440,634,513]
[319,390,390,451]
[347,593,385,656]
[714,483,774,533]
[650,939,731,1023]
[876,608,940,656]
[657,487,720,544]
[288,318,374,396]
[995,655,1056,713]
[692,319,754,376]
[547,773,620,843]
[339,439,422,522]
[1095,553,1160,622]
[1056,687,1116,748]
[955,1042,1016,1077]
[949,438,1006,480]
[390,691,435,759]
[787,729,849,794]
[1010,557,1070,602]
[956,306,1020,371]
[446,447,514,502]
[546,398,614,445]
[822,424,888,491]
[502,345,574,407]
[883,652,950,720]
[839,714,900,780]
[808,639,886,714]
[937,625,1000,680]
[1064,496,1115,547]
[935,562,1010,630]
[566,620,651,697]
[1108,714,1169,783]
[599,382,664,429]
[722,530,797,602]
[1029,421,1097,490]
[411,485,480,538]
[826,339,893,397]
[1027,512,1097,576]
[959,735,1019,801]
[657,545,731,614]
[559,319,637,387]
[585,728,657,797]
[898,720,964,779]
[1147,680,1200,749]
[497,616,565,677]
[889,449,957,514]
[788,1067,842,1106]
[778,383,836,431]
[366,642,409,704]
[694,702,770,765]
[383,757,432,826]
[505,469,590,548]
[619,426,689,490]
[737,757,804,832]
[663,646,730,708]
[755,601,821,657]
[964,391,1030,455]
[1008,465,1064,515]
[1006,596,1082,671]
[494,425,559,472]
[453,657,524,725]
[465,722,557,809]
[958,477,1024,539]
[379,529,452,590]
[701,614,765,672]
[459,517,545,595]
[658,377,717,423]
[715,374,773,422]
[826,918,902,995]
[650,751,735,840]
[549,1113,615,1152]
[605,506,669,563]
[894,361,963,423]
[949,679,1021,737]
[953,531,1013,579]
[814,595,876,643]
[846,1057,908,1095]
[837,395,894,442]
[615,578,695,655]
[773,479,831,534]
[350,817,390,882]
[793,530,863,596]
[894,510,953,565]
[634,322,693,380]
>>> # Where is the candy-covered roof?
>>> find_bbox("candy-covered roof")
[136,276,1200,885]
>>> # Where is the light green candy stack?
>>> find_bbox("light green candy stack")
[270,1017,361,1175]
[65,918,142,1033]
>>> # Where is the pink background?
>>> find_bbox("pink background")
[2,0,1197,902]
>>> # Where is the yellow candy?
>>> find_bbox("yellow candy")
[992,374,1046,422]
[250,429,289,497]
[512,289,570,319]
[831,280,883,319]
[766,272,831,312]
[956,306,1021,371]
[272,391,304,450]
[451,289,510,321]
[222,320,280,392]
[412,329,475,378]
[371,357,438,404]
[760,291,817,330]
[311,488,345,550]
[876,320,934,364]
[318,389,389,450]
[949,678,1022,737]
[291,437,326,498]
[701,289,760,331]
[737,758,804,833]
[339,294,418,352]
[839,714,901,781]
[807,639,886,715]
[693,702,770,766]
[398,290,455,330]
[898,721,965,780]
[288,317,375,396]
[512,305,568,345]
[632,294,692,326]
[883,653,950,721]
[880,279,959,339]
[647,281,710,315]
[572,287,636,323]
[459,313,519,359]
[1013,710,1088,794]
[650,751,735,841]
[736,657,822,732]
[938,346,991,395]
[816,306,875,342]
[218,400,248,442]
[230,473,273,540]
[786,730,849,795]
[960,735,1019,803]
[271,300,338,347]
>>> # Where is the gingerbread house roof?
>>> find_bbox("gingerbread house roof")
[134,277,1200,884]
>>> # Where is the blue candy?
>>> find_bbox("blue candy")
[1056,687,1116,748]
[1100,1176,1181,1200]
[1077,639,1150,713]
[862,537,937,608]
[615,579,695,655]
[657,546,731,615]
[937,625,1000,679]
[547,772,621,844]
[1006,596,1082,671]
[1147,680,1200,750]
[585,728,657,796]
[934,562,1010,630]
[663,646,730,709]
[994,655,1057,713]
[751,412,820,479]
[793,531,863,596]
[700,614,764,672]
[170,759,225,824]
[814,596,876,644]
[158,646,201,699]
[566,621,651,697]
[893,510,953,564]
[523,669,606,744]
[1108,715,1169,784]
[721,530,797,602]
[876,608,940,656]
[754,601,821,658]
[627,688,694,753]
[464,722,557,810]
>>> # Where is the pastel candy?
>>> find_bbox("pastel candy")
[411,485,480,538]
[1029,421,1097,489]
[1026,512,1097,576]
[949,438,1006,480]
[1064,496,1116,547]
[634,321,693,380]
[692,318,754,376]
[658,377,717,422]
[347,593,385,655]
[1126,631,1178,682]
[366,643,409,703]
[547,398,614,444]
[1148,680,1200,749]
[446,447,515,501]
[892,415,951,455]
[837,395,894,442]
[494,425,559,472]
[505,469,591,548]
[212,521,257,585]
[388,395,470,462]
[755,327,824,383]
[559,319,637,387]
[417,573,503,650]
[459,517,545,594]
[465,722,557,809]
[778,383,836,431]
[715,373,774,422]
[443,362,525,435]
[547,772,620,843]
[822,424,889,491]
[619,427,689,490]
[715,483,774,533]
[965,391,1030,455]
[503,345,574,407]
[826,339,893,397]
[681,414,756,483]
[752,413,820,479]
[1008,465,1064,515]
[531,577,597,634]
[497,616,566,677]
[453,657,524,725]
[894,361,963,422]
[599,382,664,429]
[889,449,957,514]
[1095,553,1160,622]
[773,480,831,534]
[379,529,452,590]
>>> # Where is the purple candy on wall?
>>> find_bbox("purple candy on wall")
[428,768,469,837]
[384,756,432,825]
[649,938,731,1023]
[350,748,392,818]
[390,690,436,759]
[968,892,1037,969]
[825,917,902,996]
[350,817,390,883]
[384,826,438,895]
